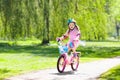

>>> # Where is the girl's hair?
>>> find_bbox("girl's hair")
[62,23,80,39]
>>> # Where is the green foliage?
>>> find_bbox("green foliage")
[0,0,119,42]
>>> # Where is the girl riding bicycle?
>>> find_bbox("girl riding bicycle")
[57,18,81,57]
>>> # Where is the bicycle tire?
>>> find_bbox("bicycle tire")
[57,55,66,73]
[71,55,79,71]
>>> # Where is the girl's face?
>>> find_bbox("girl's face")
[69,22,75,30]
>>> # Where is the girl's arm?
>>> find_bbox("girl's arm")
[60,29,69,40]
[77,30,81,38]
[74,27,81,40]
[77,26,81,38]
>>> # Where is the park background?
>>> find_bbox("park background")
[0,0,120,80]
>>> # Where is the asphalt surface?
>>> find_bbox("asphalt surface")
[6,57,120,80]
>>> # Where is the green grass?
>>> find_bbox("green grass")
[0,53,57,79]
[98,65,120,80]
[79,41,120,58]
[0,41,120,79]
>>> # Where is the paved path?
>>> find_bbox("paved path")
[6,57,120,80]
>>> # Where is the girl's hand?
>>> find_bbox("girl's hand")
[56,37,61,42]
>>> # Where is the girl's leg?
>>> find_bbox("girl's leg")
[68,41,78,57]
[71,41,77,57]
[68,47,72,54]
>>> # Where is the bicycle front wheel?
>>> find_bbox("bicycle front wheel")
[57,55,66,73]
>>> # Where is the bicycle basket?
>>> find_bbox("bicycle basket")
[58,45,68,54]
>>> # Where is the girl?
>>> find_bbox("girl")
[57,18,81,57]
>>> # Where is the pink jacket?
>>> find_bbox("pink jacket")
[69,27,80,42]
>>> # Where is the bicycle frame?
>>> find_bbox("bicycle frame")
[58,41,74,64]
[57,41,80,73]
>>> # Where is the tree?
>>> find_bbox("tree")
[42,0,50,44]
[0,0,119,41]
[116,21,120,40]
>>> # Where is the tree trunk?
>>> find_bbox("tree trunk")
[42,0,50,45]
[116,23,119,40]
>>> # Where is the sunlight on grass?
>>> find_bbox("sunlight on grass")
[0,41,120,79]
[80,57,104,63]
[99,65,120,80]
[0,53,57,79]
[0,53,102,79]
[86,41,120,47]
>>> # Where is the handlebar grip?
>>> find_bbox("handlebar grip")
[56,38,60,42]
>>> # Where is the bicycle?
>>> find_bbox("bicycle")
[57,40,80,73]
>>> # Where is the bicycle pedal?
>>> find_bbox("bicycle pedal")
[76,52,81,56]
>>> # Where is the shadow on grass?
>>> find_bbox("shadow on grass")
[0,68,21,80]
[0,42,120,58]
[0,68,11,74]
[0,68,12,80]
[0,42,59,57]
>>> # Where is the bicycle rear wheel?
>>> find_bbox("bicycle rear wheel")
[71,55,79,71]
[57,55,66,73]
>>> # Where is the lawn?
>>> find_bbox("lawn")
[98,65,120,80]
[0,40,120,80]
